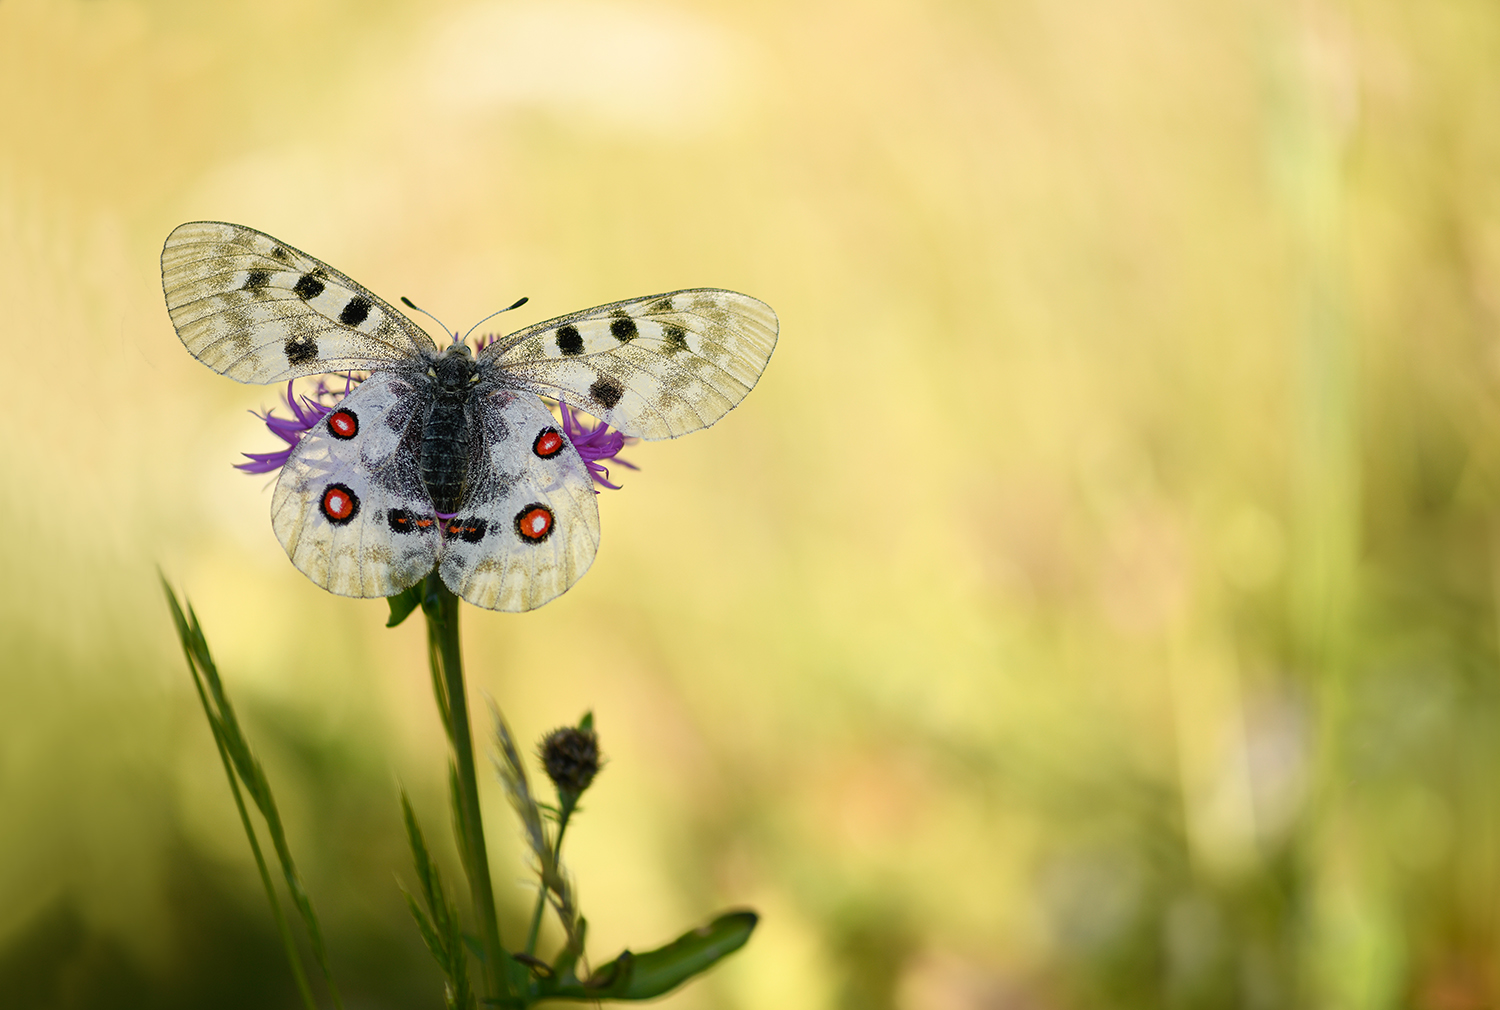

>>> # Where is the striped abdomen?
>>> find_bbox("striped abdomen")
[421,397,470,515]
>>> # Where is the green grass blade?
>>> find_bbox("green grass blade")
[162,577,320,1010]
[260,817,345,1010]
[182,598,346,1010]
[401,790,476,1010]
[402,887,447,970]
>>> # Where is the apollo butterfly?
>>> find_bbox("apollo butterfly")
[162,222,777,611]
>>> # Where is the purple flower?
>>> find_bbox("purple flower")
[559,400,637,491]
[233,375,634,494]
[235,375,360,474]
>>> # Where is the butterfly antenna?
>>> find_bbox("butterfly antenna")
[460,296,530,347]
[400,296,458,345]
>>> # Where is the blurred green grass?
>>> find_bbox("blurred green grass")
[5,0,1500,1007]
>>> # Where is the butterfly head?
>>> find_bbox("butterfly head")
[429,342,480,394]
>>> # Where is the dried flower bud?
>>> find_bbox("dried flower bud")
[540,725,601,798]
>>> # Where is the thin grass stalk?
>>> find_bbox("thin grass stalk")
[523,813,574,957]
[254,783,346,1010]
[163,582,320,1010]
[489,704,578,958]
[188,602,346,1010]
[401,789,475,1010]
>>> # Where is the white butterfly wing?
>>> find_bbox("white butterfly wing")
[439,390,601,612]
[162,221,438,383]
[271,373,442,597]
[483,289,777,440]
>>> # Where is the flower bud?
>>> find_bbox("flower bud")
[540,724,601,799]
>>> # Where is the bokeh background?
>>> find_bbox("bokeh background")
[3,0,1499,1007]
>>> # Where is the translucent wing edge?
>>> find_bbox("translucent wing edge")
[485,288,778,439]
[161,221,439,383]
[485,288,777,361]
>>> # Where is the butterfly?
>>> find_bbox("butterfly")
[161,221,777,612]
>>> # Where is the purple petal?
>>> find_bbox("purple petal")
[237,378,351,476]
[557,400,636,490]
[234,449,295,473]
[583,461,624,490]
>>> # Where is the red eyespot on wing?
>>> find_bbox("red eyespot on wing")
[514,504,554,542]
[327,409,359,440]
[320,483,359,525]
[533,428,564,458]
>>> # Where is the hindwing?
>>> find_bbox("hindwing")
[438,390,601,612]
[271,372,442,597]
[483,289,777,440]
[162,221,438,383]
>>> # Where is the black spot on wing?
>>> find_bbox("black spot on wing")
[649,297,674,313]
[556,325,584,356]
[589,376,624,410]
[339,296,372,326]
[294,272,326,300]
[243,270,271,292]
[270,246,291,263]
[662,324,689,354]
[285,335,318,365]
[610,316,638,342]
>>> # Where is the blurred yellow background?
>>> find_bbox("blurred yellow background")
[4,0,1499,1007]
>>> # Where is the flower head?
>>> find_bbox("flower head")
[559,400,637,491]
[235,375,361,474]
[539,722,602,800]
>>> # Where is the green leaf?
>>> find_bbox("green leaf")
[585,951,634,995]
[615,911,757,999]
[537,910,757,1002]
[387,584,425,627]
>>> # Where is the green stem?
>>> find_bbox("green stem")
[421,574,512,1003]
[523,810,573,957]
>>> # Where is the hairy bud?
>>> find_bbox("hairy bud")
[540,724,601,799]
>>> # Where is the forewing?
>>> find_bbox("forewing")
[484,289,777,440]
[271,372,442,597]
[163,221,438,383]
[439,391,601,612]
